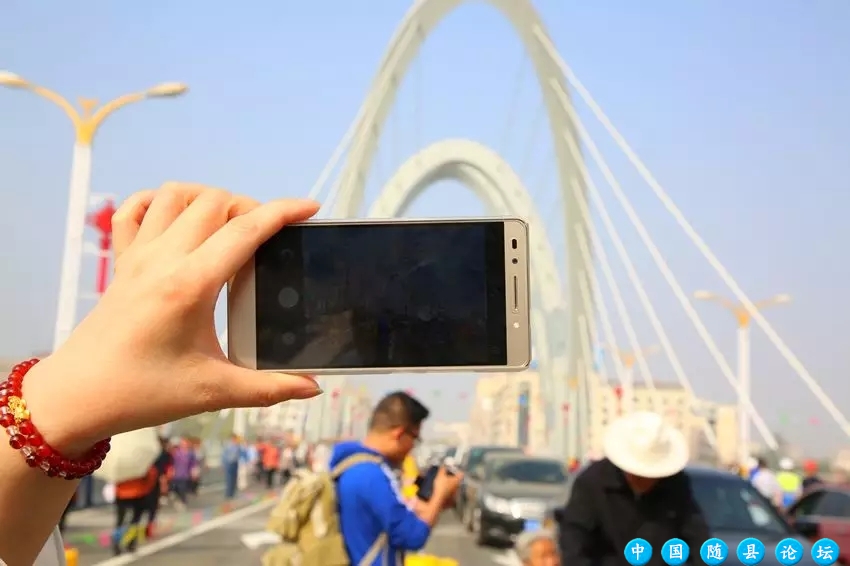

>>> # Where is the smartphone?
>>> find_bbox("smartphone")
[415,462,459,502]
[227,217,531,374]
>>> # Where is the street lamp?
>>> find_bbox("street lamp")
[0,71,188,354]
[605,344,660,413]
[694,290,791,467]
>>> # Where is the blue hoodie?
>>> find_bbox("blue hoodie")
[331,441,431,566]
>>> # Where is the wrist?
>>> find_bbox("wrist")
[18,358,103,459]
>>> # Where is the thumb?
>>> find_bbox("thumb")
[216,363,323,409]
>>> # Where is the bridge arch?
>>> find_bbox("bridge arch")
[332,0,589,457]
[369,138,570,452]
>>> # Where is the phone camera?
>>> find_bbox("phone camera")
[512,258,518,264]
[511,238,518,250]
[278,287,300,309]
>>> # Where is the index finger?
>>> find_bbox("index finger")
[189,198,320,287]
[112,190,157,259]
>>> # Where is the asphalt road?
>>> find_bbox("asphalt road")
[68,478,268,566]
[71,497,522,565]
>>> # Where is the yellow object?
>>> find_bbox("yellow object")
[405,555,459,566]
[401,455,419,499]
[8,396,30,422]
[0,72,187,146]
[64,547,79,566]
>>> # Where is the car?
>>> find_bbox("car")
[786,484,850,564]
[544,465,812,565]
[455,445,523,519]
[465,454,569,546]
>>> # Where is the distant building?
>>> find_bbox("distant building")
[471,371,739,465]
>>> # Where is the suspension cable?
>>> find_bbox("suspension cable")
[310,23,418,207]
[576,256,610,384]
[550,79,777,449]
[567,158,717,445]
[535,29,848,439]
[576,218,665,415]
[576,231,627,387]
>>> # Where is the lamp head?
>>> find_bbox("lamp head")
[693,290,715,300]
[145,82,188,98]
[0,71,30,89]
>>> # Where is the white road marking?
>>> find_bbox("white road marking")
[492,550,522,566]
[91,499,278,566]
[429,523,468,538]
[240,530,281,550]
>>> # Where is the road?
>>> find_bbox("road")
[70,494,521,565]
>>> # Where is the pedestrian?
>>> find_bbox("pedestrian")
[802,459,823,491]
[253,437,267,483]
[144,436,172,539]
[112,466,158,555]
[170,438,197,509]
[750,456,783,508]
[557,411,710,566]
[263,440,281,489]
[280,443,294,486]
[190,437,206,495]
[776,457,802,508]
[331,391,462,565]
[516,529,560,566]
[221,434,243,499]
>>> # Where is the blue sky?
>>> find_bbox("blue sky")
[2,1,849,454]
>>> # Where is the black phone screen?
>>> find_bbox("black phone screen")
[253,221,507,370]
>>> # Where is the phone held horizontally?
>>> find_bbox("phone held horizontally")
[227,217,531,375]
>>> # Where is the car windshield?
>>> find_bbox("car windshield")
[491,460,567,485]
[689,473,791,535]
[468,447,519,471]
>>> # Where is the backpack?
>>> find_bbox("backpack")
[262,453,388,566]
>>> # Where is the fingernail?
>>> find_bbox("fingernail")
[292,383,323,400]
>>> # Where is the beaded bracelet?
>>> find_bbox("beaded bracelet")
[0,359,111,479]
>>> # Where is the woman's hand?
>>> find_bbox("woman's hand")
[23,182,323,456]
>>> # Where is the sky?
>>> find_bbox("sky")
[2,1,849,455]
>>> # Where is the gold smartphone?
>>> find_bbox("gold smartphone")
[227,217,531,374]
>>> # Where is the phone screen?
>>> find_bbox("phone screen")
[253,221,507,370]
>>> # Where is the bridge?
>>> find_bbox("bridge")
[1,0,843,564]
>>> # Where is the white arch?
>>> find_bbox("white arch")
[331,0,588,457]
[369,138,569,452]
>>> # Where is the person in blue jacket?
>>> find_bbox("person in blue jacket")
[332,391,462,566]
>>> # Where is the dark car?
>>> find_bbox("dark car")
[545,465,811,565]
[466,454,569,546]
[455,445,523,519]
[786,484,850,564]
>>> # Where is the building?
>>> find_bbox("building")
[468,369,549,452]
[471,370,739,465]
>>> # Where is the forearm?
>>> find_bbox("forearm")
[0,439,79,565]
[414,495,445,527]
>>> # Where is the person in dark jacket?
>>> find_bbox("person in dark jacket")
[557,411,710,566]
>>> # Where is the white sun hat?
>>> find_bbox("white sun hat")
[603,411,689,479]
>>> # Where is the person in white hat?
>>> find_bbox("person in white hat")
[557,411,709,566]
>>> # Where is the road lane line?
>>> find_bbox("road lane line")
[91,498,278,566]
[492,550,522,565]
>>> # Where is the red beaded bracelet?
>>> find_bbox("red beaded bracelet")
[0,359,111,479]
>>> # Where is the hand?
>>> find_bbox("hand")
[432,466,463,505]
[21,182,323,456]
